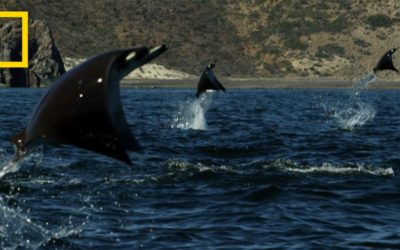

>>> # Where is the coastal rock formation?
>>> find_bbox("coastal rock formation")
[0,19,65,87]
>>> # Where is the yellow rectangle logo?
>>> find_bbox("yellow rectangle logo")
[0,11,28,68]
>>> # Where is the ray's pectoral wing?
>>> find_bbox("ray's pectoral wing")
[196,69,225,98]
[49,110,136,165]
[21,82,139,165]
[196,72,211,98]
[206,70,226,92]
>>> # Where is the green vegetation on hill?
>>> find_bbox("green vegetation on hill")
[1,0,399,78]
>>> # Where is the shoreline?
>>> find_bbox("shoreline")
[121,77,400,89]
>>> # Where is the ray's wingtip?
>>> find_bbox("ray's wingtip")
[391,47,398,54]
[149,44,168,54]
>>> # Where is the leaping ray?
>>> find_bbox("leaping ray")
[373,48,399,73]
[195,60,226,98]
[11,45,168,165]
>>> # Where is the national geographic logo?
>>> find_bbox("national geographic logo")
[0,11,28,68]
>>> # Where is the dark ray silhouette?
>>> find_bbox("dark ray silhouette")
[373,48,399,73]
[11,45,167,165]
[195,60,225,98]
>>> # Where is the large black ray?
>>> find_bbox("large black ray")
[11,45,167,165]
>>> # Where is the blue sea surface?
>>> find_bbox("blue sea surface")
[0,87,399,249]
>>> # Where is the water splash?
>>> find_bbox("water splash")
[0,146,83,249]
[323,73,377,130]
[0,146,44,180]
[331,101,376,130]
[171,92,214,130]
[0,198,50,249]
[0,160,21,180]
[352,73,376,96]
[0,147,48,249]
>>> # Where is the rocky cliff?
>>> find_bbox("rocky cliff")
[0,19,65,87]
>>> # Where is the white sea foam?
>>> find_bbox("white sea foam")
[165,159,394,177]
[283,163,394,176]
[263,160,394,177]
[171,92,214,130]
[165,159,241,176]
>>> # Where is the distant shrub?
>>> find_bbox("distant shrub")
[274,21,297,35]
[366,14,393,29]
[325,16,350,33]
[264,63,280,74]
[261,46,281,55]
[250,30,266,43]
[316,44,346,59]
[284,35,308,50]
[336,0,351,10]
[268,5,284,24]
[362,50,371,56]
[299,71,309,77]
[376,32,387,40]
[271,21,309,50]
[249,12,260,21]
[282,60,294,72]
[353,38,370,47]
[316,2,329,10]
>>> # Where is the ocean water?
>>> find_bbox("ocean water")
[0,85,399,249]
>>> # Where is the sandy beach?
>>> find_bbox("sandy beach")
[64,58,400,89]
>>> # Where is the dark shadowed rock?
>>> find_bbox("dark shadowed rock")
[0,19,65,87]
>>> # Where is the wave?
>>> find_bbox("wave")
[0,197,49,249]
[165,158,394,178]
[0,146,84,249]
[263,160,394,176]
[0,196,81,249]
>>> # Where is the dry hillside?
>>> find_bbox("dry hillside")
[1,0,400,79]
